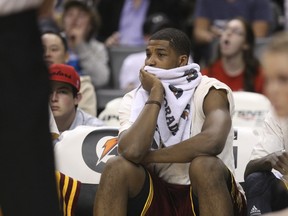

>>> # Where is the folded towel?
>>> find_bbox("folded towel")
[130,63,202,147]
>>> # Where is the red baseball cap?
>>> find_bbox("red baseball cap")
[49,64,81,92]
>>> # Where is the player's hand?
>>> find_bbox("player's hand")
[139,67,163,94]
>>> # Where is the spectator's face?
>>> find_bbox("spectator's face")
[219,19,247,57]
[42,33,68,65]
[63,7,91,38]
[49,81,80,121]
[262,51,288,117]
[145,40,187,69]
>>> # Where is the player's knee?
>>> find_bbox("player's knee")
[103,156,128,174]
[103,155,141,177]
[189,156,227,181]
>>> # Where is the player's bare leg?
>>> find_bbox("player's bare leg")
[93,156,146,216]
[189,156,233,216]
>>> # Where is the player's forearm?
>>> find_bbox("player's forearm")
[144,130,226,164]
[118,87,163,163]
[144,109,231,163]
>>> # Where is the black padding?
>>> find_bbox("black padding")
[75,183,98,216]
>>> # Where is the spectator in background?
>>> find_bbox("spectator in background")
[119,13,173,92]
[244,32,288,215]
[49,64,104,136]
[62,0,110,89]
[41,30,98,116]
[192,0,272,67]
[202,18,264,93]
[97,0,189,47]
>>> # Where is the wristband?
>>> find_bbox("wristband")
[145,100,161,109]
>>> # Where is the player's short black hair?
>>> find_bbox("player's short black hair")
[149,28,191,56]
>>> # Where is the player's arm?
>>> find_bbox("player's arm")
[143,87,231,163]
[117,69,164,164]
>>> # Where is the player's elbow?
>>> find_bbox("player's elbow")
[118,150,144,164]
[117,142,145,164]
[205,133,227,156]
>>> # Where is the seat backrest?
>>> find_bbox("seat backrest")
[233,126,260,183]
[108,45,145,88]
[95,88,125,113]
[98,97,122,127]
[232,91,271,129]
[232,92,271,183]
[54,126,119,184]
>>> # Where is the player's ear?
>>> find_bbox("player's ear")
[178,55,188,66]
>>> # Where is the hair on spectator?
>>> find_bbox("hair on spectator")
[41,30,69,52]
[38,17,61,36]
[239,17,260,92]
[149,28,191,57]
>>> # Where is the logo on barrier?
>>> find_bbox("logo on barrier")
[82,130,118,173]
[234,110,266,121]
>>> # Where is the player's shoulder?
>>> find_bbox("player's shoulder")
[197,75,232,94]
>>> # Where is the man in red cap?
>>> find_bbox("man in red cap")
[49,63,104,135]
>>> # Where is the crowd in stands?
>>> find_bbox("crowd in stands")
[1,0,288,215]
[41,0,287,115]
